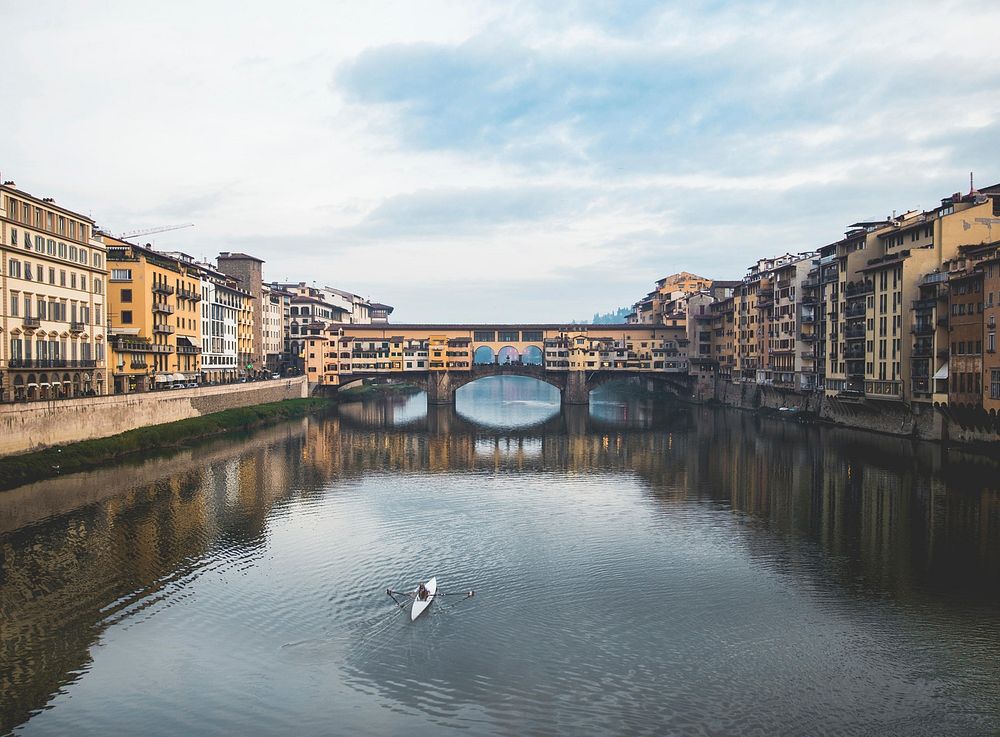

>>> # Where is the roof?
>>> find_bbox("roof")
[218,252,265,263]
[369,302,394,312]
[0,181,97,224]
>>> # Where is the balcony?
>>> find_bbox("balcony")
[152,283,175,295]
[844,303,866,318]
[843,346,865,359]
[130,361,149,369]
[153,323,175,335]
[801,352,816,361]
[845,280,874,297]
[799,332,817,341]
[70,321,85,333]
[912,343,933,358]
[176,345,201,354]
[7,358,97,369]
[844,325,866,339]
[912,324,935,335]
[802,276,819,288]
[177,287,201,301]
[23,316,41,329]
[912,298,936,311]
[865,379,904,400]
[152,302,175,314]
[922,271,948,286]
[800,313,816,323]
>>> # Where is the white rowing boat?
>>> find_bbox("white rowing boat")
[411,577,437,621]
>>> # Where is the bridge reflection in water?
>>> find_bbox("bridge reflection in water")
[1,381,1000,735]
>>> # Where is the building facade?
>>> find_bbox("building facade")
[105,238,202,392]
[1,182,109,401]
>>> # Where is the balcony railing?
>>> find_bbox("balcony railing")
[865,379,904,400]
[844,304,866,318]
[912,344,933,358]
[843,347,865,359]
[912,324,935,335]
[844,325,866,339]
[176,345,201,354]
[912,298,936,311]
[153,324,175,334]
[152,283,175,295]
[7,358,97,369]
[845,280,874,297]
[23,316,41,329]
[130,361,149,369]
[152,302,175,314]
[70,321,85,333]
[922,271,948,286]
[177,287,201,301]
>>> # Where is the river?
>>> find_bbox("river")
[1,377,999,736]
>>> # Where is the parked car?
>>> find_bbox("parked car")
[186,382,199,388]
[271,373,280,379]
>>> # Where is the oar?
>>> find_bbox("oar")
[385,588,412,611]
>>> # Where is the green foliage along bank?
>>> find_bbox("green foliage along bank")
[0,397,330,492]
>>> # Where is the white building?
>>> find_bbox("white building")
[198,264,239,383]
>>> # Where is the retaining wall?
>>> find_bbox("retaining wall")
[704,377,995,449]
[0,377,309,457]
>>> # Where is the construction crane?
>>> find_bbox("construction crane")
[117,223,194,239]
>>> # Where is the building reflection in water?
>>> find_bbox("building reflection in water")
[1,379,999,734]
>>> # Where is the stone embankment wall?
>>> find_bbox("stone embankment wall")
[0,377,309,457]
[702,379,996,449]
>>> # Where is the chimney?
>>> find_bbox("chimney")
[2,181,14,188]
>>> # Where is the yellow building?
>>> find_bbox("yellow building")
[0,181,108,400]
[104,238,202,393]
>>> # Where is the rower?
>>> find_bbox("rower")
[417,583,429,601]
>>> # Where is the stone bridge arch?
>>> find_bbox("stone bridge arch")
[332,365,692,405]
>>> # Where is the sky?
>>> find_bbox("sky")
[3,1,1000,323]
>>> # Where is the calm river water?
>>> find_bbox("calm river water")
[2,377,999,736]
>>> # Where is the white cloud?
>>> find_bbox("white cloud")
[2,1,999,321]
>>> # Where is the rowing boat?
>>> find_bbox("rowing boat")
[411,577,437,621]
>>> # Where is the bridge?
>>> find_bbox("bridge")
[304,324,691,404]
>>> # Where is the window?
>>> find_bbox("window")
[121,288,133,303]
[10,228,16,247]
[8,259,20,278]
[121,310,133,325]
[79,249,88,265]
[111,268,132,281]
[47,238,55,255]
[60,270,66,286]
[94,278,102,295]
[993,370,1000,400]
[35,235,44,253]
[10,292,19,316]
[58,242,66,258]
[474,330,495,342]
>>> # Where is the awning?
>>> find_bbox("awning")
[172,373,186,382]
[155,375,170,383]
[933,362,949,380]
[26,382,38,388]
[176,336,194,348]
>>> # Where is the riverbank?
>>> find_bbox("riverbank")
[0,376,309,457]
[0,397,330,491]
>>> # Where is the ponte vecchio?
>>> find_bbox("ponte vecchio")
[304,324,691,404]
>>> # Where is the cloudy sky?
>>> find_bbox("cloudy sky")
[4,1,999,322]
